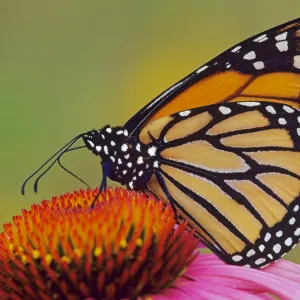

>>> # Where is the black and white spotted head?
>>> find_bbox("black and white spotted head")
[82,125,155,190]
[83,125,128,161]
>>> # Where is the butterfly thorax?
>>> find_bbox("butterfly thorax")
[83,125,157,190]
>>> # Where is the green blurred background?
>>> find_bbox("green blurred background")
[0,1,299,263]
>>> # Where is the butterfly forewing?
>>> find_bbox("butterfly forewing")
[146,101,300,268]
[125,18,300,136]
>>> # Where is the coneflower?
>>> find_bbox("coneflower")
[0,188,300,299]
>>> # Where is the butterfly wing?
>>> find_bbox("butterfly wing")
[145,101,300,268]
[125,18,300,137]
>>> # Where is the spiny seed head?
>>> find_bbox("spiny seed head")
[0,187,199,299]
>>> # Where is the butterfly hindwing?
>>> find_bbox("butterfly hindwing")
[146,101,300,268]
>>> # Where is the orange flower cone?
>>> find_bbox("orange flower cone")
[0,188,198,299]
[2,187,300,299]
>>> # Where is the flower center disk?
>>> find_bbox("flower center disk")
[0,188,198,299]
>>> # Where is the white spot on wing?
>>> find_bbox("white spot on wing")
[276,41,288,52]
[289,217,296,225]
[275,32,287,41]
[283,105,294,113]
[273,244,281,254]
[258,37,268,43]
[231,45,241,53]
[246,249,255,257]
[293,55,300,69]
[196,65,209,74]
[253,61,265,70]
[278,118,287,125]
[284,237,293,246]
[266,106,276,114]
[264,233,271,242]
[254,34,267,43]
[255,258,266,265]
[238,102,260,107]
[95,145,101,152]
[232,255,242,262]
[179,110,191,117]
[243,51,256,60]
[219,106,231,115]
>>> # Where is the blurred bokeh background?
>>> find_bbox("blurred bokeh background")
[0,1,299,263]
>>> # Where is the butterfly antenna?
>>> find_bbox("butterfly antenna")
[21,133,84,195]
[58,145,91,189]
[32,135,83,193]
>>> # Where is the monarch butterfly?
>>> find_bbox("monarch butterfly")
[22,18,300,268]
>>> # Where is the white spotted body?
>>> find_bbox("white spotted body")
[83,125,157,190]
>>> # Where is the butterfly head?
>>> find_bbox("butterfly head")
[83,125,153,189]
[83,125,129,161]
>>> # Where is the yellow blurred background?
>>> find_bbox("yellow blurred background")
[0,1,299,263]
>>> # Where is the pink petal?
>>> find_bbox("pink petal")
[188,279,266,299]
[189,263,300,298]
[265,259,300,283]
[144,253,300,299]
[150,279,266,300]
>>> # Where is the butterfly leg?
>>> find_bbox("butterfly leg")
[91,161,110,208]
[155,171,178,221]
